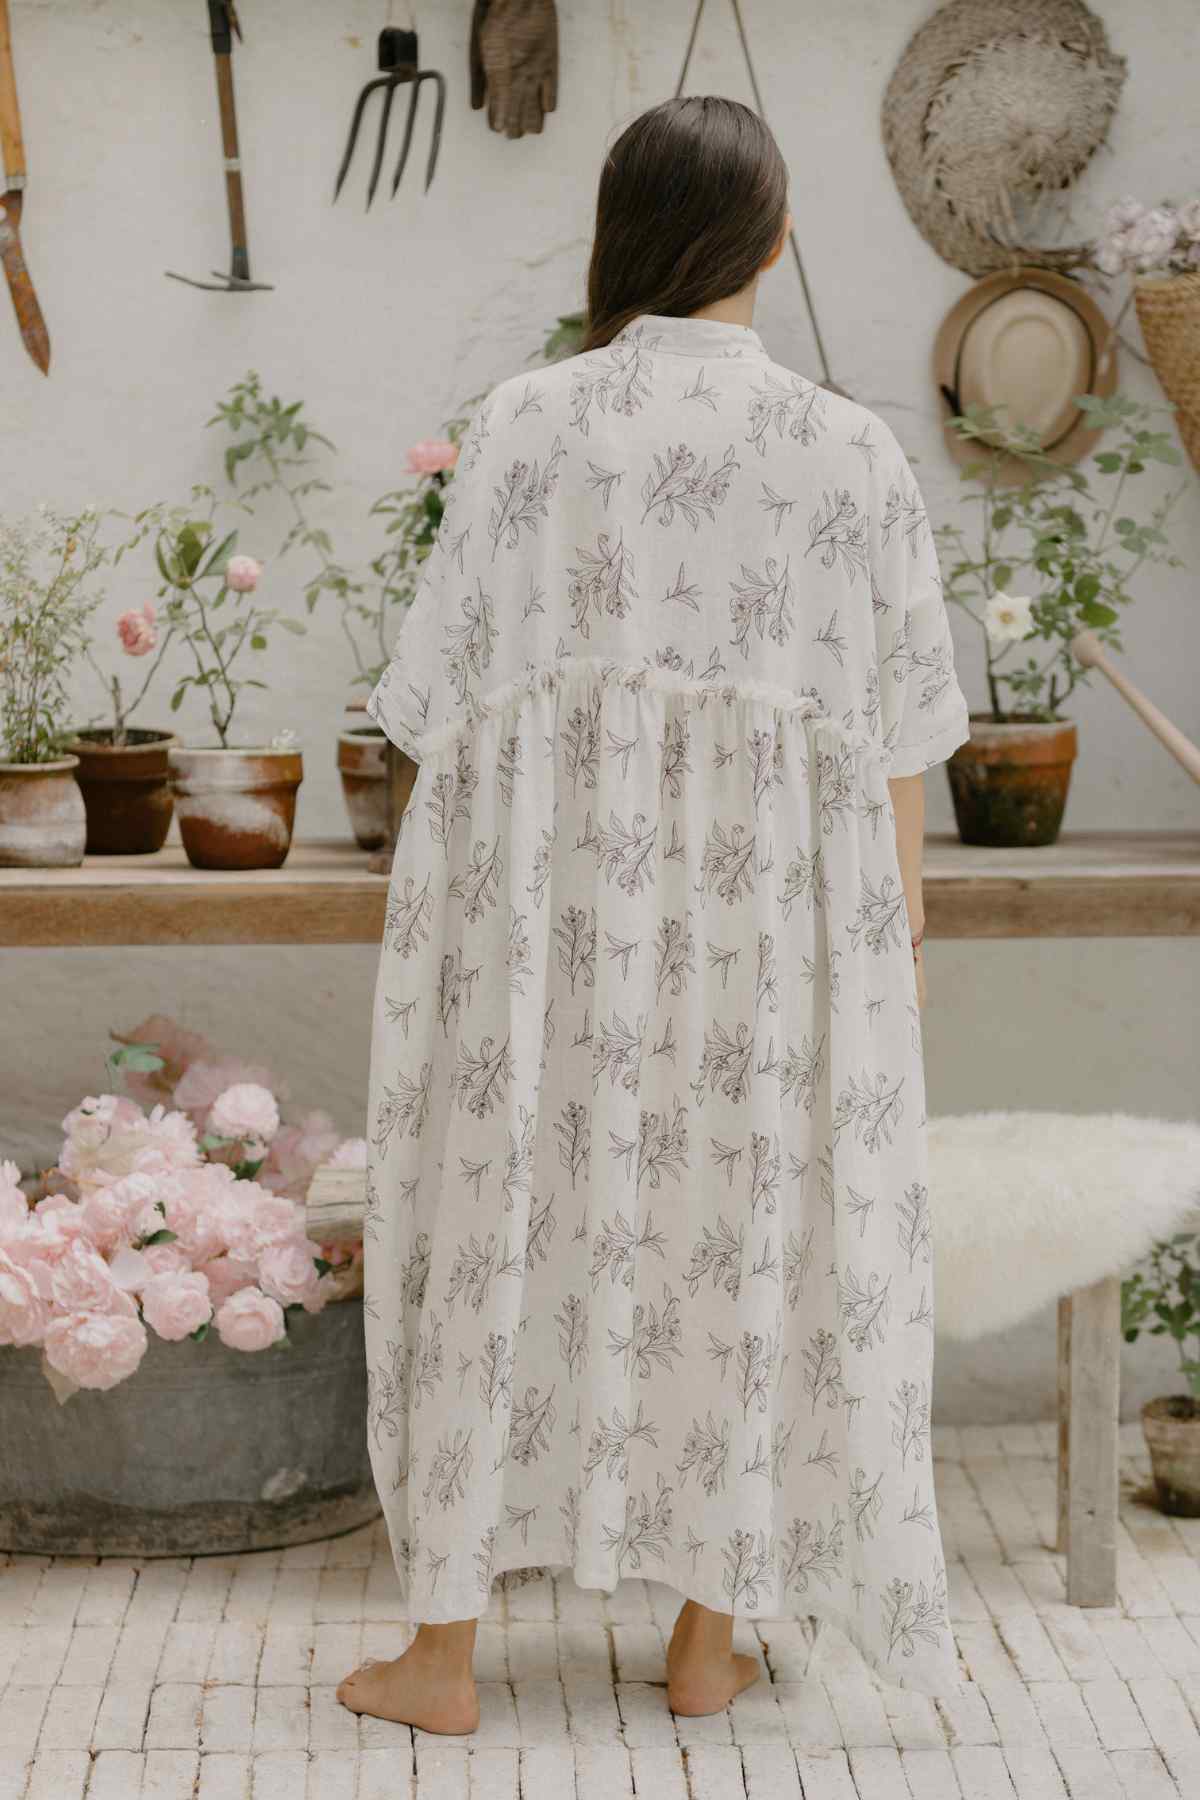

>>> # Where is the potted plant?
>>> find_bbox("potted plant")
[0,505,106,867]
[1093,195,1200,474]
[141,496,306,869]
[1123,1232,1200,1516]
[0,1017,371,1554]
[937,394,1185,845]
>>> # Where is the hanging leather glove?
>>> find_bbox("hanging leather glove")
[470,0,558,140]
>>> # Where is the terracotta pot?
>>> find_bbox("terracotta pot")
[65,728,178,855]
[0,758,87,868]
[169,746,303,871]
[337,726,389,850]
[946,716,1077,847]
[1142,1395,1200,1517]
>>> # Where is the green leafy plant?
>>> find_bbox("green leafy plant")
[1123,1234,1200,1403]
[130,492,303,748]
[0,506,107,763]
[938,394,1185,721]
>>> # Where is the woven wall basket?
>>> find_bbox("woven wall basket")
[882,0,1126,276]
[1135,273,1200,474]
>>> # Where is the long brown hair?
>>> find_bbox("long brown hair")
[583,97,788,353]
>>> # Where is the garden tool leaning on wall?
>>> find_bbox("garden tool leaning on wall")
[0,0,50,372]
[166,0,272,291]
[470,0,558,139]
[334,23,446,205]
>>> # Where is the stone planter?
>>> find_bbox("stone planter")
[169,745,303,870]
[946,717,1077,847]
[0,1301,379,1556]
[337,726,389,850]
[65,728,178,855]
[0,757,87,868]
[1142,1395,1200,1518]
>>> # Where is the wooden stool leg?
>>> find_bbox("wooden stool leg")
[1058,1277,1120,1607]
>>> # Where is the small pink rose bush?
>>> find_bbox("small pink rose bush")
[0,1019,366,1400]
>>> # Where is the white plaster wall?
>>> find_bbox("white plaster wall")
[3,1,1198,1419]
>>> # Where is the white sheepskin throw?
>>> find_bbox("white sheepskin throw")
[928,1112,1200,1343]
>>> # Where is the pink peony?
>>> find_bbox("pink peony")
[260,1109,341,1197]
[0,1250,49,1346]
[225,555,262,593]
[140,1241,192,1278]
[0,1165,30,1240]
[116,602,158,657]
[77,1185,133,1253]
[43,1311,148,1390]
[214,1286,285,1351]
[141,1270,212,1341]
[174,1058,282,1127]
[258,1238,324,1310]
[208,1082,280,1148]
[405,439,458,476]
[60,1095,198,1191]
[197,1254,259,1308]
[50,1240,137,1318]
[159,1163,239,1262]
[327,1137,368,1170]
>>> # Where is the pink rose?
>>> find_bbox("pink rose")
[214,1286,285,1351]
[258,1238,323,1310]
[141,1270,212,1341]
[0,1250,49,1346]
[405,439,458,476]
[43,1311,148,1390]
[50,1240,137,1318]
[225,555,262,593]
[209,1082,280,1148]
[116,602,158,657]
[197,1254,259,1307]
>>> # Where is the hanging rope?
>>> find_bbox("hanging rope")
[673,0,841,392]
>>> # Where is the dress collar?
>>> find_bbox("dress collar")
[611,313,767,361]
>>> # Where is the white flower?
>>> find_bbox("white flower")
[209,1083,281,1148]
[1103,195,1145,235]
[1177,198,1200,241]
[984,592,1035,647]
[1126,207,1179,272]
[1093,233,1128,276]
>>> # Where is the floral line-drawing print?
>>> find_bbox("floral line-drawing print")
[568,530,637,636]
[807,489,868,581]
[610,1097,689,1193]
[729,557,793,656]
[488,435,565,557]
[641,442,740,530]
[569,336,653,436]
[881,481,928,556]
[746,373,824,457]
[608,1285,683,1379]
[443,580,496,705]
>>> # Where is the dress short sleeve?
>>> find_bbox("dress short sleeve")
[870,431,970,778]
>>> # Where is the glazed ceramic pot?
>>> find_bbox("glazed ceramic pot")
[946,717,1077,847]
[168,746,303,870]
[1142,1396,1200,1518]
[337,726,389,851]
[65,728,178,855]
[0,757,87,867]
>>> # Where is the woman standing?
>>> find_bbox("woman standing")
[341,95,969,1731]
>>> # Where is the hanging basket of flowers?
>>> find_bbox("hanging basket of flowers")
[1094,195,1200,474]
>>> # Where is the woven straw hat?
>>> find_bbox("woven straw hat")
[933,269,1118,478]
[883,0,1127,276]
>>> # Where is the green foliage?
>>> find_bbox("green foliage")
[543,312,587,362]
[1123,1233,1200,1400]
[938,393,1185,722]
[104,1041,165,1091]
[0,506,108,762]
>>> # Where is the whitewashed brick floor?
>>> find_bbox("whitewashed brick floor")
[4,1422,1200,1797]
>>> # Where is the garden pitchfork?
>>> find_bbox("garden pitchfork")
[333,28,446,207]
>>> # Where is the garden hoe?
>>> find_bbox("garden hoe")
[166,0,272,292]
[0,0,50,373]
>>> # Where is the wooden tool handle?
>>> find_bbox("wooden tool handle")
[1073,630,1200,785]
[0,0,26,186]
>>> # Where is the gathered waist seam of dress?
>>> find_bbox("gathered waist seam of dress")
[409,654,893,768]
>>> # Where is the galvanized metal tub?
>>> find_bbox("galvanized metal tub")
[0,1300,379,1556]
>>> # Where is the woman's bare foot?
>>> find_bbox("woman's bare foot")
[337,1620,480,1734]
[667,1598,761,1716]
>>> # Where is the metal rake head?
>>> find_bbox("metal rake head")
[333,28,446,207]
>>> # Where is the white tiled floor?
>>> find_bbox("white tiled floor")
[4,1422,1200,1797]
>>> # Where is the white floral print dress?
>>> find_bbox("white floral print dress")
[365,314,969,1691]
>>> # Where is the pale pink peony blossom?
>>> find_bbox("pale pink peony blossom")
[1093,235,1127,276]
[214,1286,285,1351]
[405,439,458,476]
[140,1241,192,1278]
[1103,195,1145,235]
[0,1177,29,1240]
[327,1137,368,1170]
[258,1238,324,1310]
[77,1185,132,1253]
[225,555,262,593]
[260,1109,341,1196]
[60,1095,198,1191]
[0,1250,49,1346]
[43,1311,148,1389]
[141,1270,212,1341]
[1127,206,1179,271]
[116,602,158,657]
[209,1082,280,1148]
[197,1254,259,1308]
[174,1058,282,1127]
[50,1240,137,1318]
[159,1163,239,1262]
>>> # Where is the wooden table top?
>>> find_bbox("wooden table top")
[0,832,1197,947]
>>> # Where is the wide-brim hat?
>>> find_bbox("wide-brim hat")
[933,268,1118,481]
[882,0,1127,277]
